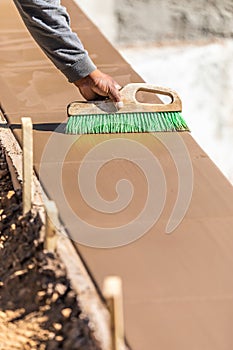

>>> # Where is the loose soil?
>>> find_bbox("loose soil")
[0,145,101,350]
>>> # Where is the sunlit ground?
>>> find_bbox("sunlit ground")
[119,39,233,184]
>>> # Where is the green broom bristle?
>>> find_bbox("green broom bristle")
[65,111,189,135]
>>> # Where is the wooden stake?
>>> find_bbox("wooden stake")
[21,117,33,215]
[103,276,125,350]
[44,200,59,252]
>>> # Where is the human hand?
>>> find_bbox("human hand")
[73,69,121,102]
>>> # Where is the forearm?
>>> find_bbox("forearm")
[13,0,96,82]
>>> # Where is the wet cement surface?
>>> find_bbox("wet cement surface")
[1,1,233,349]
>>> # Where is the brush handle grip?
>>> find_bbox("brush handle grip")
[67,84,182,116]
[120,83,182,112]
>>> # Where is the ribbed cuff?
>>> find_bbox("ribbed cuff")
[62,53,97,83]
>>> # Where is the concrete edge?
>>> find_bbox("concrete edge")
[0,110,112,350]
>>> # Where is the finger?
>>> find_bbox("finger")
[107,84,121,102]
[93,84,121,102]
[78,86,99,101]
[92,84,109,98]
[108,79,121,102]
[115,83,121,90]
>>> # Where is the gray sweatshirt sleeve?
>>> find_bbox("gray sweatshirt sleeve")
[13,0,97,82]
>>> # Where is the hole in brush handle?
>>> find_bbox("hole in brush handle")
[121,84,182,111]
[136,90,173,105]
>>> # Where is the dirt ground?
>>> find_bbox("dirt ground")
[0,145,101,350]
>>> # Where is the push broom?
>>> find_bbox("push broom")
[65,83,189,134]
